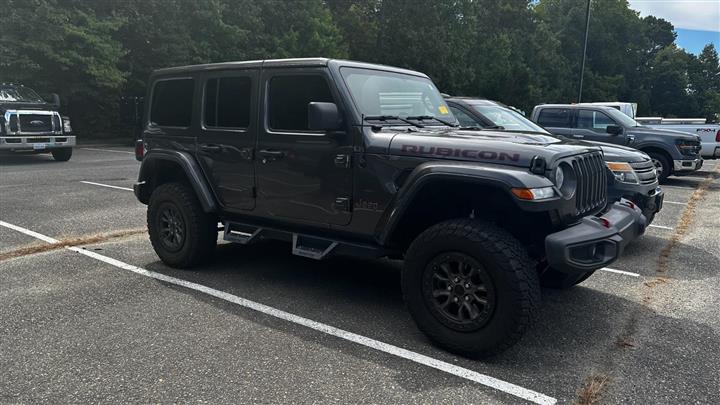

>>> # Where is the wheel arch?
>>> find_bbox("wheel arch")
[136,150,218,212]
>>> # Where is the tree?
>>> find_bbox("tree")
[688,44,720,121]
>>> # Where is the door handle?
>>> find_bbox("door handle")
[573,134,584,139]
[200,144,222,153]
[258,149,285,164]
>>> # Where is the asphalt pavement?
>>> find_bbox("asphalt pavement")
[1,147,718,404]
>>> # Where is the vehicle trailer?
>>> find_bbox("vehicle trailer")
[445,97,663,224]
[531,104,703,182]
[134,58,645,358]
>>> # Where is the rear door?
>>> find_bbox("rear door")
[254,68,353,226]
[535,107,574,137]
[573,109,626,145]
[196,70,259,212]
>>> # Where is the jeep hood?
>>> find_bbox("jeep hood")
[388,128,602,168]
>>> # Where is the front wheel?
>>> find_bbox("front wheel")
[51,147,72,161]
[647,152,671,182]
[402,219,540,358]
[147,182,217,268]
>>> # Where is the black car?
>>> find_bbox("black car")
[445,97,664,224]
[134,58,645,357]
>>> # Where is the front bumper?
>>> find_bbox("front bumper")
[625,187,663,222]
[0,135,76,151]
[545,200,646,273]
[673,158,703,172]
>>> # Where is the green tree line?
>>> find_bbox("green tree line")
[1,0,718,135]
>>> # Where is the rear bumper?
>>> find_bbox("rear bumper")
[673,158,703,172]
[0,135,75,151]
[545,200,646,273]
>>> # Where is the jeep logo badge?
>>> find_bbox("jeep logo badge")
[30,120,44,126]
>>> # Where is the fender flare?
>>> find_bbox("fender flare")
[376,161,554,245]
[633,141,679,160]
[136,149,218,212]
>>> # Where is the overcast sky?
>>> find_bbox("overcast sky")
[628,0,720,53]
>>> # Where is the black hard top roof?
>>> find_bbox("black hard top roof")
[151,58,428,79]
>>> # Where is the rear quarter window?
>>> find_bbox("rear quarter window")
[150,78,194,127]
[536,108,572,128]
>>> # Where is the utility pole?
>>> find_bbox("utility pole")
[578,0,591,103]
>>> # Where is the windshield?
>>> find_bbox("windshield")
[340,67,455,124]
[604,107,641,127]
[0,86,44,103]
[470,103,549,133]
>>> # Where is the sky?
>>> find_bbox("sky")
[628,0,720,54]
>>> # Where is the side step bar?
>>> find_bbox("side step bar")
[222,221,388,260]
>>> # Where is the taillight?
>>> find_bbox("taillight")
[716,129,720,143]
[135,139,145,161]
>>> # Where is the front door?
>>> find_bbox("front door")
[196,70,259,212]
[255,68,353,226]
[573,109,627,145]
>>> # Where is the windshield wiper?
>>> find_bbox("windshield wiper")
[364,115,424,127]
[405,115,458,127]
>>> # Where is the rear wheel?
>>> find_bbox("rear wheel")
[51,147,72,161]
[402,219,540,358]
[148,182,217,268]
[647,151,671,182]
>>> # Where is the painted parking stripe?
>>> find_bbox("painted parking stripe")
[648,224,674,230]
[81,147,135,154]
[599,267,640,277]
[0,220,556,405]
[663,201,687,205]
[80,181,133,192]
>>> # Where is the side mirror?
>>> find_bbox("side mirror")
[308,102,342,131]
[606,125,623,135]
[50,93,61,109]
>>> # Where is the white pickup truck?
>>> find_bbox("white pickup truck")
[635,117,720,159]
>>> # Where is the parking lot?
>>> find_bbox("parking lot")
[1,147,718,404]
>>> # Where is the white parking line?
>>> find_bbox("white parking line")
[599,267,640,277]
[648,224,674,230]
[663,201,687,205]
[81,147,134,154]
[80,181,133,192]
[0,220,556,405]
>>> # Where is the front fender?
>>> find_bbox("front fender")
[135,149,218,212]
[376,161,555,244]
[632,140,681,159]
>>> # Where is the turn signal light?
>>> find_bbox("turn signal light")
[511,187,555,200]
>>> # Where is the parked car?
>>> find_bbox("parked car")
[0,83,74,161]
[134,58,645,358]
[635,117,720,160]
[530,104,702,182]
[445,97,663,224]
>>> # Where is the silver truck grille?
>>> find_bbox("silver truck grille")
[572,152,607,216]
[630,160,658,185]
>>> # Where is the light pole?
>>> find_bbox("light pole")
[578,0,591,103]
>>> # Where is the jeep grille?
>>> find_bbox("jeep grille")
[572,152,607,216]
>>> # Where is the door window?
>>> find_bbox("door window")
[577,110,615,132]
[449,106,480,127]
[536,108,572,128]
[204,77,252,129]
[268,75,334,132]
[150,79,194,127]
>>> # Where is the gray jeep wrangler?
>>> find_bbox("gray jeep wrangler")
[134,58,645,357]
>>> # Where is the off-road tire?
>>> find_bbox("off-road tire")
[148,182,217,268]
[539,267,595,289]
[51,147,72,161]
[647,151,671,182]
[403,219,541,358]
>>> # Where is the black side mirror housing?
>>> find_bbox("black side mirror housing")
[308,102,342,131]
[50,93,61,109]
[606,125,623,135]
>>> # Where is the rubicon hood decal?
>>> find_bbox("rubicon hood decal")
[400,144,520,162]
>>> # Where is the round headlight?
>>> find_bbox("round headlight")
[554,166,565,188]
[554,162,577,198]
